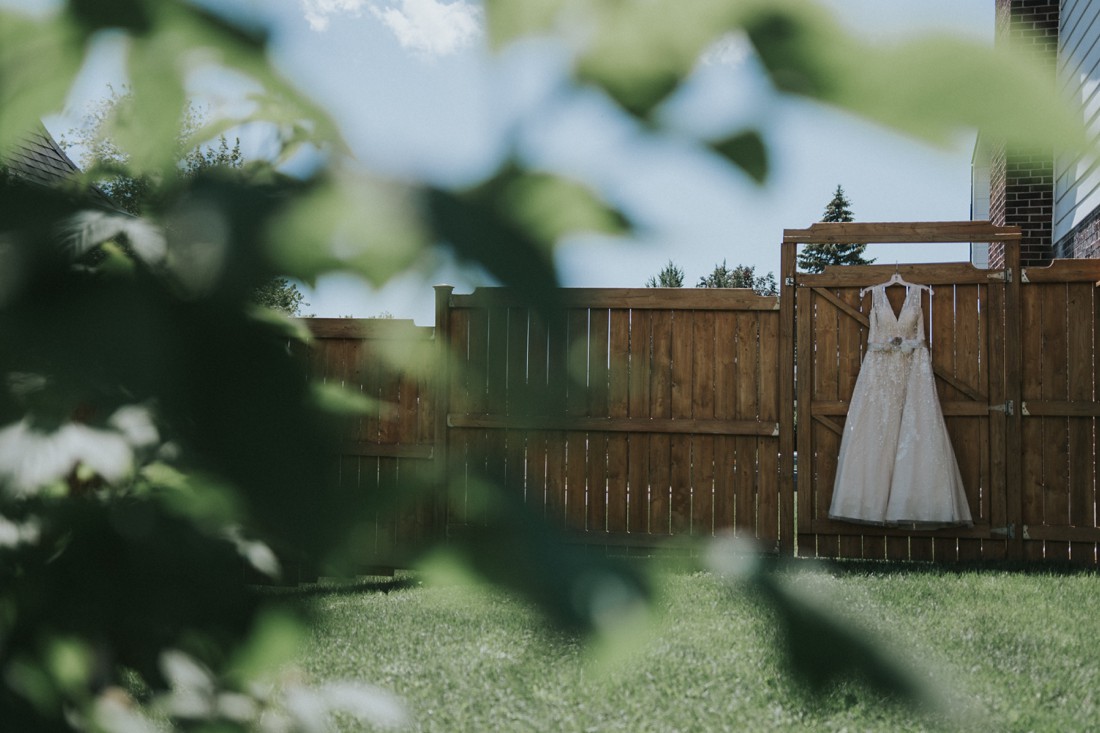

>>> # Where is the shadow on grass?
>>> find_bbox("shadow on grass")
[251,575,421,598]
[796,556,1100,578]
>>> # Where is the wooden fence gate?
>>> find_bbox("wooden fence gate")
[436,287,783,550]
[301,220,1100,570]
[782,221,1100,564]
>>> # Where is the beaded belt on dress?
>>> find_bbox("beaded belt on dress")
[867,336,923,353]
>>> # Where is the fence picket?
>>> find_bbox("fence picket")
[1020,284,1045,560]
[607,310,631,533]
[757,311,780,545]
[1068,284,1096,564]
[1041,284,1071,561]
[648,310,674,535]
[670,310,694,534]
[627,309,652,533]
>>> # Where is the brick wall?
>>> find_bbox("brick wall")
[1055,208,1100,259]
[987,0,1060,268]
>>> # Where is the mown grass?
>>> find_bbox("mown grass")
[290,562,1100,732]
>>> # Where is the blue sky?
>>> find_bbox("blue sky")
[37,0,995,323]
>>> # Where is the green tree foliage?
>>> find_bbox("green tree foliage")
[0,0,1089,730]
[62,88,307,315]
[645,259,685,287]
[251,277,308,316]
[796,184,875,273]
[697,260,779,295]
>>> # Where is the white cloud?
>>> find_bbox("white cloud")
[300,0,369,32]
[370,0,483,58]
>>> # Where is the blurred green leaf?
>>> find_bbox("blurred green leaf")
[706,538,931,706]
[487,1,741,117]
[483,0,572,49]
[76,1,346,174]
[122,37,188,176]
[142,465,245,529]
[44,637,94,698]
[246,304,314,344]
[739,1,838,98]
[741,0,1087,152]
[491,0,1087,154]
[166,4,346,156]
[754,571,928,701]
[226,609,306,685]
[68,0,152,35]
[5,656,58,715]
[429,165,627,312]
[266,173,429,286]
[843,38,1085,150]
[711,129,768,184]
[310,382,381,417]
[446,476,651,634]
[574,2,738,118]
[505,171,630,241]
[0,12,83,154]
[429,185,560,311]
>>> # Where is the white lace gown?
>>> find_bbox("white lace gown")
[828,285,973,527]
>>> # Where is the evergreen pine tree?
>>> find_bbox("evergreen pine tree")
[645,259,685,287]
[796,185,875,273]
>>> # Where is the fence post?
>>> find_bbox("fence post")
[433,285,454,544]
[778,240,797,556]
[1002,239,1024,561]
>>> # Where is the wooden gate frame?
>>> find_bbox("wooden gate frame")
[778,221,1024,558]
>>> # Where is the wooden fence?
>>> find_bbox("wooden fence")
[302,318,437,567]
[302,221,1100,568]
[436,287,782,549]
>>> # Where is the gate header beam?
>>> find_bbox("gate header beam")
[783,220,1022,244]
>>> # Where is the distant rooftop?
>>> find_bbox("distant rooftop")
[6,126,83,188]
[4,126,115,208]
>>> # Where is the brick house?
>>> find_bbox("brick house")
[972,0,1100,268]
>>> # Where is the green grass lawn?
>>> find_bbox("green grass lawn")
[290,562,1100,732]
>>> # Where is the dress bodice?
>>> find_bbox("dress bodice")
[868,285,925,351]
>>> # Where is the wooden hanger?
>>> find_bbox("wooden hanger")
[859,268,933,298]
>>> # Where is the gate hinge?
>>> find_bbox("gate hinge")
[987,270,1005,282]
[989,400,1014,416]
[990,523,1015,539]
[784,276,796,287]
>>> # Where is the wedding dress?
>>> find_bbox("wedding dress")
[828,284,972,527]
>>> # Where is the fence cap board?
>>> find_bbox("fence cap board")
[783,221,1022,244]
[302,318,434,339]
[450,287,780,311]
[798,262,994,287]
[1019,260,1100,283]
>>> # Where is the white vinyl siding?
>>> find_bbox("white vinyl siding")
[1054,0,1100,243]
